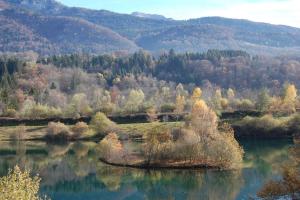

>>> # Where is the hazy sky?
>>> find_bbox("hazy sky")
[57,0,300,27]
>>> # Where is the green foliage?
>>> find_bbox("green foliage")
[0,166,48,200]
[235,114,300,137]
[256,88,271,111]
[124,89,145,114]
[160,103,176,113]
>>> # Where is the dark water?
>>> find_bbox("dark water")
[0,139,293,200]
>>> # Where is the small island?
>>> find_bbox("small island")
[98,99,244,170]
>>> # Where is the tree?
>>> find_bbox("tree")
[174,95,185,114]
[283,84,297,113]
[124,89,145,113]
[189,100,218,137]
[212,88,222,112]
[191,87,202,102]
[66,93,92,117]
[256,88,271,111]
[0,166,47,200]
[98,132,125,163]
[146,107,158,122]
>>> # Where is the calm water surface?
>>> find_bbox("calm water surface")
[0,139,293,200]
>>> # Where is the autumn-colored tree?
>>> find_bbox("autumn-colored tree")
[212,88,222,111]
[124,89,145,114]
[190,100,218,137]
[227,88,235,100]
[0,166,48,200]
[146,107,158,122]
[282,84,297,113]
[174,94,185,114]
[191,87,202,102]
[98,132,124,163]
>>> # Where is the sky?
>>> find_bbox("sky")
[57,0,300,28]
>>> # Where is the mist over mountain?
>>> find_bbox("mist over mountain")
[1,0,300,55]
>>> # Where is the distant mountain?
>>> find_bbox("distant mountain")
[1,0,300,56]
[131,12,172,21]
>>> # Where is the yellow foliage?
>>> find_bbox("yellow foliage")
[0,166,48,200]
[220,98,229,110]
[175,95,185,114]
[192,87,202,102]
[227,88,235,100]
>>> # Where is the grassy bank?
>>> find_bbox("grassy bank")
[0,122,184,141]
[1,113,299,141]
[233,114,300,138]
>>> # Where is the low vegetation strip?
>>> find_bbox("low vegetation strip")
[0,111,261,127]
[233,114,300,138]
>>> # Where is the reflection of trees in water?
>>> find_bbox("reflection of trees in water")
[96,164,124,191]
[7,141,292,199]
[242,139,291,177]
[93,166,244,200]
[0,141,100,189]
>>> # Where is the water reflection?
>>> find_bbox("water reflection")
[0,139,293,200]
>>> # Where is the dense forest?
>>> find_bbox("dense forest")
[0,49,299,118]
[39,49,300,90]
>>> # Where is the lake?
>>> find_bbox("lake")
[0,139,293,200]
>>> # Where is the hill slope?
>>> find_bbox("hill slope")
[2,0,300,55]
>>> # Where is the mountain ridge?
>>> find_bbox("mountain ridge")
[1,0,300,56]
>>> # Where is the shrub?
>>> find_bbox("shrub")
[0,166,48,200]
[160,103,176,113]
[19,101,63,119]
[98,133,124,163]
[71,122,89,138]
[237,99,255,111]
[3,108,17,118]
[236,114,289,136]
[143,125,174,164]
[46,122,74,141]
[90,112,116,136]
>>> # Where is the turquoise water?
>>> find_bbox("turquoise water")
[0,139,293,200]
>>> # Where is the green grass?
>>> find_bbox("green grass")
[119,122,183,135]
[0,122,184,141]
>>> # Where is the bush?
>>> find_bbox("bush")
[71,122,89,138]
[98,133,124,163]
[0,166,48,200]
[160,103,176,113]
[90,112,116,136]
[20,101,63,119]
[46,122,75,141]
[3,108,17,118]
[236,114,291,137]
[237,99,255,111]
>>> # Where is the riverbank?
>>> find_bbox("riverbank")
[0,110,261,126]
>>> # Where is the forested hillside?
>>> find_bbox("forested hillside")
[0,49,300,119]
[2,0,300,55]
